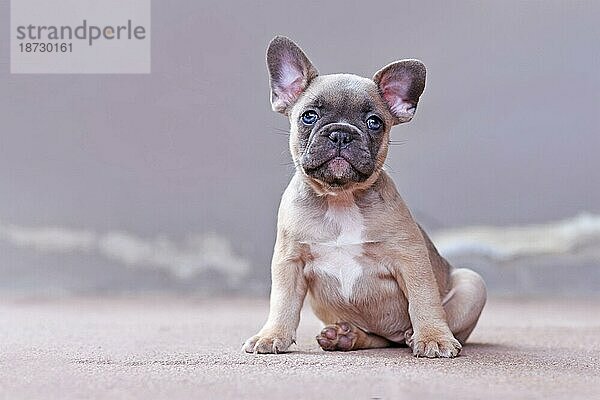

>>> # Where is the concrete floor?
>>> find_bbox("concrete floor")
[1,296,599,399]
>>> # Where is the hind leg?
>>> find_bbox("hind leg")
[442,268,487,344]
[316,322,392,351]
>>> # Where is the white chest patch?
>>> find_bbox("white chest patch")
[309,199,365,301]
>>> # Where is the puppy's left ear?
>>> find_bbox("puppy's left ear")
[373,60,426,124]
[267,36,319,114]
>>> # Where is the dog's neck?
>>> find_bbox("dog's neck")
[295,170,386,210]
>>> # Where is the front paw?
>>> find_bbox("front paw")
[242,331,294,354]
[409,329,462,358]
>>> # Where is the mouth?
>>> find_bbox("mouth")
[303,155,370,186]
[325,156,352,177]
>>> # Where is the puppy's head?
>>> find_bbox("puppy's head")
[267,36,426,194]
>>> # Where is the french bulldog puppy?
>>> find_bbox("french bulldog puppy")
[243,36,486,358]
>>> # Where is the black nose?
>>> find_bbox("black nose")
[328,131,353,146]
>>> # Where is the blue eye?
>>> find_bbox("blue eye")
[366,116,383,131]
[301,110,319,125]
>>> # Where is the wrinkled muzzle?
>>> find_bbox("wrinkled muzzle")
[300,122,376,186]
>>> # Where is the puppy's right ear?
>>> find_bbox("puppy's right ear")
[267,36,318,114]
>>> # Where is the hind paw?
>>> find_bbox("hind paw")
[316,322,358,351]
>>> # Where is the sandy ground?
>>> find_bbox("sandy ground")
[1,296,599,399]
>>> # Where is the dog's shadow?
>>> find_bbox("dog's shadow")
[287,341,517,359]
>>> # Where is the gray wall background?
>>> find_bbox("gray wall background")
[0,1,599,294]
